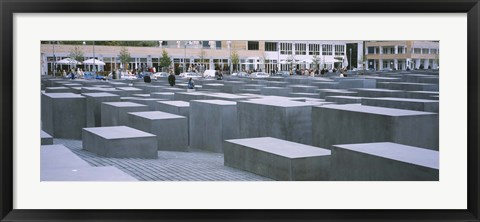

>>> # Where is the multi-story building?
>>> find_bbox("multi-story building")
[40,40,364,75]
[364,41,439,71]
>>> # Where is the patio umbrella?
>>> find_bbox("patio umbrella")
[56,58,81,65]
[82,58,106,65]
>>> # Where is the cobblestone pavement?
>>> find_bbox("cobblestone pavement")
[54,139,272,181]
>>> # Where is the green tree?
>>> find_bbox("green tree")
[230,50,239,72]
[68,46,84,62]
[199,48,207,72]
[159,49,172,72]
[312,55,320,70]
[119,47,131,70]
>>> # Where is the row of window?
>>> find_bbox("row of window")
[368,46,438,54]
[258,41,345,56]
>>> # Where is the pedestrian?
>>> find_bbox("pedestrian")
[187,77,195,89]
[168,72,176,86]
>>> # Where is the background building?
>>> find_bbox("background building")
[40,40,364,75]
[364,41,439,71]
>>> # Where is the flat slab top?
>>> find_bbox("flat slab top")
[354,88,404,92]
[82,92,120,98]
[41,166,138,181]
[289,85,316,88]
[334,142,438,169]
[408,91,439,94]
[157,100,190,107]
[263,87,289,90]
[242,98,312,107]
[206,93,250,99]
[319,104,436,116]
[41,130,52,138]
[226,137,331,158]
[326,96,363,99]
[129,111,186,120]
[43,93,84,98]
[175,91,207,96]
[102,102,147,107]
[132,94,151,97]
[46,87,69,89]
[203,83,224,86]
[83,126,156,139]
[363,97,439,103]
[41,144,91,169]
[191,99,237,106]
[390,82,437,86]
[116,87,143,91]
[317,89,354,93]
[152,92,175,95]
[290,93,319,96]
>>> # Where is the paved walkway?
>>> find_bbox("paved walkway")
[55,139,272,181]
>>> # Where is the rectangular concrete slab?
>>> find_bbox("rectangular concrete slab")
[224,137,331,180]
[83,126,158,159]
[101,102,149,126]
[331,142,438,181]
[41,166,138,181]
[41,130,53,145]
[312,104,439,150]
[83,92,121,127]
[361,97,439,112]
[127,111,188,151]
[41,93,86,139]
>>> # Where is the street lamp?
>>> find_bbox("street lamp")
[349,48,352,70]
[52,41,56,77]
[227,41,232,74]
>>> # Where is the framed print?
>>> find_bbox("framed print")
[1,0,479,221]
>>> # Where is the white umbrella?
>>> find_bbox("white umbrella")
[83,58,106,65]
[56,58,81,65]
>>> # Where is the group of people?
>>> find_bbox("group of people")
[62,68,84,79]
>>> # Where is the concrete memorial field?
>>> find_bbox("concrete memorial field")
[40,69,440,181]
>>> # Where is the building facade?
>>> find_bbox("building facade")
[40,40,364,75]
[364,41,439,71]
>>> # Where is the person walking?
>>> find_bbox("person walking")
[168,72,176,87]
[187,77,195,90]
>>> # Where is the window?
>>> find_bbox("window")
[161,41,168,46]
[430,49,438,54]
[383,47,394,54]
[295,43,306,55]
[322,44,332,55]
[309,44,320,55]
[397,46,405,54]
[367,47,375,54]
[280,42,292,55]
[247,41,259,50]
[202,41,209,48]
[265,42,278,51]
[216,41,221,49]
[334,45,345,56]
[413,48,422,54]
[422,48,429,54]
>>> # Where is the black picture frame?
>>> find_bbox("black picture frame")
[1,0,479,221]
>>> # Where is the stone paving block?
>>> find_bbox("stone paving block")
[238,99,312,145]
[41,93,86,139]
[312,104,439,150]
[83,126,158,159]
[361,97,439,112]
[190,100,238,152]
[331,142,439,181]
[127,111,188,152]
[41,130,53,145]
[224,137,331,180]
[101,102,149,126]
[83,92,121,127]
[261,87,292,97]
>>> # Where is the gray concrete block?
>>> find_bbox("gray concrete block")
[83,93,121,127]
[261,87,292,96]
[83,126,158,159]
[174,91,208,102]
[151,92,175,100]
[41,130,53,145]
[335,79,376,89]
[41,93,86,139]
[289,93,320,99]
[201,83,225,91]
[238,99,312,145]
[405,91,439,100]
[127,111,188,151]
[41,166,138,181]
[361,97,439,112]
[45,87,75,93]
[265,81,288,87]
[131,94,151,98]
[224,137,331,180]
[203,93,252,101]
[353,88,406,98]
[325,96,363,104]
[100,102,149,126]
[381,82,439,91]
[222,81,246,93]
[115,87,144,96]
[288,85,318,93]
[316,89,358,99]
[309,81,339,89]
[41,144,91,169]
[121,97,165,110]
[190,100,238,152]
[331,142,439,181]
[312,104,439,150]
